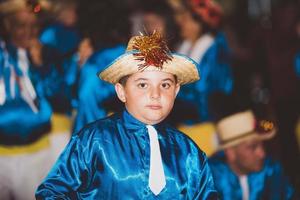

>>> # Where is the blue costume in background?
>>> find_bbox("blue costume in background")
[73,45,125,133]
[177,33,233,123]
[37,23,81,114]
[209,152,295,200]
[40,23,81,55]
[36,109,218,199]
[35,49,79,114]
[0,41,52,145]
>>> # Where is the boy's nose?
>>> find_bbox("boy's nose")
[150,87,161,99]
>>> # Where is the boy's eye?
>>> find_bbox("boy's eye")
[161,82,171,89]
[137,83,148,89]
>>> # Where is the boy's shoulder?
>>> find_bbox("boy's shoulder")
[74,113,121,140]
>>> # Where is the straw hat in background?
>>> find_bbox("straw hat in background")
[216,110,276,149]
[98,31,200,85]
[0,0,51,15]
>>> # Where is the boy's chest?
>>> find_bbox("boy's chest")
[90,134,190,199]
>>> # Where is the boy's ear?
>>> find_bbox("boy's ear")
[115,83,126,103]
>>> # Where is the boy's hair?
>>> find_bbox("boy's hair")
[118,75,130,86]
[118,74,178,86]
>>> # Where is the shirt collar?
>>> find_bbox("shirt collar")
[121,109,165,133]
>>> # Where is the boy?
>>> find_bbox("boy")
[36,31,218,199]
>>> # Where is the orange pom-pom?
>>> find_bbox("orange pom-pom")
[132,31,173,71]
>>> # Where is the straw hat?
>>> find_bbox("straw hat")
[216,110,276,149]
[0,0,51,15]
[98,31,200,85]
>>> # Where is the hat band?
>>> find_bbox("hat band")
[220,131,254,145]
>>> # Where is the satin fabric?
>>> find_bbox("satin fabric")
[209,152,295,200]
[0,42,52,145]
[35,49,78,114]
[177,32,233,123]
[73,45,125,133]
[37,23,81,114]
[36,109,218,199]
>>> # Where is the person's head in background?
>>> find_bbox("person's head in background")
[216,109,276,175]
[140,0,180,51]
[49,0,77,28]
[0,0,46,48]
[168,0,222,43]
[77,0,131,51]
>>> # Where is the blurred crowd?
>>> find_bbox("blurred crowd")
[0,0,299,199]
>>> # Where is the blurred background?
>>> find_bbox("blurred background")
[0,0,299,198]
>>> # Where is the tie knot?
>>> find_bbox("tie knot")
[146,125,156,132]
[146,125,158,141]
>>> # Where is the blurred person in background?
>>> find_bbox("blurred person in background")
[36,0,81,140]
[168,0,233,124]
[0,0,55,199]
[39,0,80,56]
[216,0,300,191]
[209,109,296,200]
[72,0,131,133]
[33,0,87,163]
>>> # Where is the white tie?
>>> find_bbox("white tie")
[147,125,166,195]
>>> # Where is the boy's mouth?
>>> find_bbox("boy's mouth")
[147,105,162,110]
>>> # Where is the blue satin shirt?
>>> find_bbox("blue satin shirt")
[209,152,295,200]
[36,110,218,199]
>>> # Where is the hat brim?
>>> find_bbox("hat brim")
[217,129,276,150]
[98,51,200,85]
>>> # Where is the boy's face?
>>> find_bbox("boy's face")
[115,70,180,125]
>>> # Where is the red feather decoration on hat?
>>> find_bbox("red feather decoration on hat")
[132,31,173,71]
